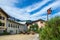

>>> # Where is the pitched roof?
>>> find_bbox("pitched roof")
[0,8,10,18]
[26,19,45,25]
[0,8,21,22]
[33,19,45,22]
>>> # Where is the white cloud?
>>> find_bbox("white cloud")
[0,0,18,7]
[52,12,60,17]
[0,0,60,20]
[0,0,31,20]
[24,0,50,12]
[46,12,60,20]
[31,0,60,17]
[0,0,50,20]
[31,12,60,21]
[1,5,31,20]
[29,0,60,20]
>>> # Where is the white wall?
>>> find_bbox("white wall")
[19,25,28,32]
[6,20,28,34]
[7,27,20,34]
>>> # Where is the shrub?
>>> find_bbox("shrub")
[39,16,60,40]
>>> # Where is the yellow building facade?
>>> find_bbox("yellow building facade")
[0,8,8,33]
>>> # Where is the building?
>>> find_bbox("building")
[26,19,45,29]
[0,8,28,34]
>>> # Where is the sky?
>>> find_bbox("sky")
[0,0,60,21]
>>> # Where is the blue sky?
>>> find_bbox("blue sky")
[0,0,60,21]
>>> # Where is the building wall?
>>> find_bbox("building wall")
[28,21,45,29]
[36,21,45,28]
[19,25,28,32]
[0,9,28,34]
[0,11,7,33]
[7,20,28,34]
[7,20,20,34]
[28,25,31,29]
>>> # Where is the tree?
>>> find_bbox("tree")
[29,24,39,33]
[39,16,60,40]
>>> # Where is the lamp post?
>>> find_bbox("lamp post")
[47,8,52,21]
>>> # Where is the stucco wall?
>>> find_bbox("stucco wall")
[28,21,45,29]
[7,20,28,34]
[0,11,7,30]
[36,21,45,28]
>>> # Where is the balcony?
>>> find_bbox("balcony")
[0,26,6,30]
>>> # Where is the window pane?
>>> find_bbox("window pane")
[8,24,10,27]
[41,21,43,23]
[0,22,5,26]
[2,17,5,20]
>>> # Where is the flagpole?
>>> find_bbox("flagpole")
[47,13,48,21]
[47,8,52,21]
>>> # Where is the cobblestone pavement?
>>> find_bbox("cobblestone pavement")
[0,34,39,40]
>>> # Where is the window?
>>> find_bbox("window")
[11,24,12,27]
[0,16,5,20]
[0,22,5,26]
[2,17,5,20]
[10,30,13,33]
[0,16,2,19]
[8,24,10,27]
[16,25,17,28]
[2,23,5,26]
[12,24,13,27]
[41,21,43,23]
[0,21,2,26]
[18,25,19,28]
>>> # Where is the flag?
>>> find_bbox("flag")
[47,8,52,14]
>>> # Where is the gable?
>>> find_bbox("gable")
[0,8,10,18]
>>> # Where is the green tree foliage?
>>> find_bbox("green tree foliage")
[39,16,60,40]
[29,24,39,33]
